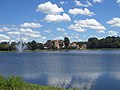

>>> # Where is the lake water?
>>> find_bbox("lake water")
[0,50,120,90]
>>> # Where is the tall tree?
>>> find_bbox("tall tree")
[52,41,57,50]
[29,40,37,50]
[9,42,16,50]
[59,40,63,49]
[64,37,70,48]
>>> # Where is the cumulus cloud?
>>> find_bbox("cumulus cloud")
[44,13,71,22]
[108,30,118,36]
[74,0,93,7]
[68,24,86,32]
[20,28,41,38]
[107,17,120,27]
[0,34,10,42]
[69,8,95,16]
[68,19,106,32]
[93,0,103,3]
[57,27,65,32]
[20,22,42,28]
[7,31,21,35]
[37,1,64,14]
[117,0,120,5]
[0,27,12,32]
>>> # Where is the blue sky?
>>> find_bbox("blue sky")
[0,0,120,43]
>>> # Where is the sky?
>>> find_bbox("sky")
[0,0,120,43]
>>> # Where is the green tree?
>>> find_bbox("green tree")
[0,42,10,51]
[9,42,16,50]
[98,38,106,48]
[31,40,37,50]
[37,43,44,50]
[27,40,37,50]
[88,37,99,48]
[59,40,64,49]
[52,41,57,50]
[64,37,70,48]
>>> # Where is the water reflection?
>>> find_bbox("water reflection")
[0,50,120,90]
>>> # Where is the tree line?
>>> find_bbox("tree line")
[0,40,45,51]
[87,36,120,48]
[0,37,70,51]
[0,36,120,51]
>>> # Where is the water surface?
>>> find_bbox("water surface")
[0,50,120,90]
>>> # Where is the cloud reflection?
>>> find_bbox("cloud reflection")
[22,72,103,89]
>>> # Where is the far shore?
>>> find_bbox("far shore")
[0,48,120,53]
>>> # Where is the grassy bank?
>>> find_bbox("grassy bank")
[0,75,78,90]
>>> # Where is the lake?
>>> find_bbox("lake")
[0,50,120,90]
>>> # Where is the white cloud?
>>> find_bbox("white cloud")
[68,19,106,32]
[44,13,71,22]
[37,1,64,14]
[108,30,118,36]
[63,32,68,36]
[0,27,12,32]
[42,36,46,39]
[68,24,86,32]
[117,0,120,5]
[7,31,21,35]
[87,1,93,6]
[60,1,67,5]
[20,22,42,28]
[69,8,95,16]
[57,27,65,32]
[107,17,120,27]
[93,0,103,3]
[74,0,93,7]
[20,28,41,38]
[44,29,52,33]
[54,36,64,40]
[0,34,10,42]
[98,30,105,33]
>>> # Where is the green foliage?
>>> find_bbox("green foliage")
[0,75,79,90]
[87,36,120,49]
[88,37,99,48]
[37,43,44,50]
[28,40,37,50]
[0,42,10,51]
[64,37,70,48]
[1,36,120,51]
[9,42,16,50]
[59,40,64,49]
[52,41,57,50]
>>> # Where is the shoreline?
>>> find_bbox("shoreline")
[0,48,120,53]
[0,75,78,90]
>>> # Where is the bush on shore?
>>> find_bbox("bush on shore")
[0,75,78,90]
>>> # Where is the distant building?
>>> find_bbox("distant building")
[44,40,60,49]
[54,40,60,49]
[80,44,87,49]
[70,42,79,49]
[44,40,52,49]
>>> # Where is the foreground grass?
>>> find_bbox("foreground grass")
[0,75,78,90]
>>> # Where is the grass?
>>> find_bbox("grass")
[0,75,79,90]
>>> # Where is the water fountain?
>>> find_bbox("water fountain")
[16,38,27,53]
